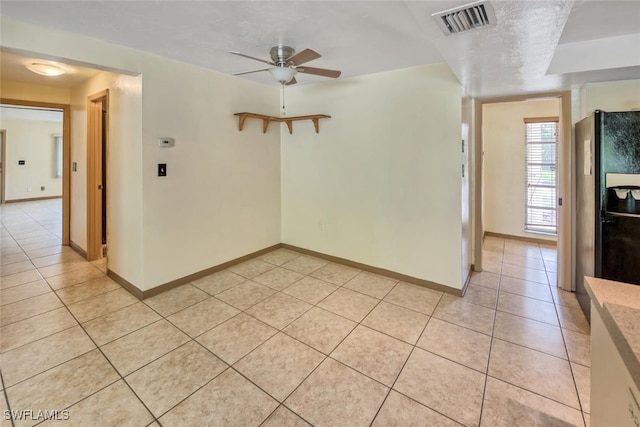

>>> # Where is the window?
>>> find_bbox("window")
[525,118,558,234]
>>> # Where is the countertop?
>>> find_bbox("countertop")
[585,277,640,389]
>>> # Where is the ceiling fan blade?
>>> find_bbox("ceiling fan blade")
[232,68,270,76]
[228,51,274,66]
[287,48,321,66]
[296,66,342,78]
[285,77,298,86]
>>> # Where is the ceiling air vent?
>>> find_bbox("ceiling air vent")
[432,0,496,36]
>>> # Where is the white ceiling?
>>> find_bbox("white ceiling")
[0,0,639,98]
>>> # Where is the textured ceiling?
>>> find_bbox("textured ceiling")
[1,1,639,98]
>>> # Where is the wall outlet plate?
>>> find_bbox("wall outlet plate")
[158,137,175,147]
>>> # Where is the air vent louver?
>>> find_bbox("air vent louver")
[432,0,496,35]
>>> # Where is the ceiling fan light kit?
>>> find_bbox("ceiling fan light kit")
[231,45,339,134]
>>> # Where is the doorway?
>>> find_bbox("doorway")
[0,98,70,244]
[474,92,572,291]
[87,90,109,261]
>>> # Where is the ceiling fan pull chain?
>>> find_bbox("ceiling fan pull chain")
[281,83,286,116]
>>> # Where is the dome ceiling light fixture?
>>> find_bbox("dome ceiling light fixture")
[25,62,66,76]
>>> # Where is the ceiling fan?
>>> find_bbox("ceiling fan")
[229,45,341,85]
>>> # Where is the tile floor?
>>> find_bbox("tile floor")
[0,200,591,426]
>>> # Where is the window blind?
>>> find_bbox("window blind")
[525,120,558,234]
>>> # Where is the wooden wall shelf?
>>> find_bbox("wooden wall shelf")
[234,112,331,134]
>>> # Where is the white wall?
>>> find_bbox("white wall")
[281,64,465,290]
[579,79,640,119]
[0,80,71,104]
[483,99,560,242]
[69,71,144,293]
[0,116,63,200]
[2,16,281,291]
[461,95,473,280]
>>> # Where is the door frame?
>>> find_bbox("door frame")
[0,98,71,245]
[87,90,109,261]
[473,91,572,291]
[0,129,5,204]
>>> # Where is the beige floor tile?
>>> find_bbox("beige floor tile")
[584,412,590,427]
[331,325,412,386]
[0,270,43,289]
[432,294,496,335]
[0,279,51,306]
[0,392,8,427]
[125,341,227,417]
[83,302,162,346]
[503,245,543,259]
[550,287,582,310]
[228,258,275,279]
[159,368,278,426]
[235,333,324,401]
[493,311,567,359]
[482,249,504,264]
[343,271,397,299]
[417,317,491,373]
[540,246,557,261]
[167,297,239,337]
[318,287,379,322]
[310,262,360,285]
[258,248,302,266]
[572,363,590,414]
[499,276,553,302]
[0,292,63,326]
[37,260,94,278]
[285,358,388,427]
[190,270,245,295]
[245,293,311,330]
[101,319,190,376]
[372,390,461,427]
[283,307,357,354]
[462,285,498,309]
[547,271,558,286]
[215,280,276,310]
[30,250,84,268]
[362,301,429,344]
[24,245,67,260]
[282,276,338,305]
[544,259,558,272]
[488,339,580,409]
[144,284,209,317]
[45,265,105,290]
[197,313,277,364]
[0,260,35,277]
[564,328,591,367]
[0,307,77,352]
[54,276,121,305]
[557,305,590,335]
[469,271,500,290]
[482,260,502,274]
[501,264,548,285]
[502,253,546,270]
[281,255,329,275]
[6,350,119,426]
[67,288,139,323]
[261,405,311,427]
[0,326,95,387]
[480,377,585,427]
[383,282,442,315]
[497,292,559,325]
[44,381,153,427]
[253,267,305,291]
[20,238,61,252]
[395,348,485,426]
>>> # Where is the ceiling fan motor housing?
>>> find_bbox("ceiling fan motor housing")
[270,45,295,65]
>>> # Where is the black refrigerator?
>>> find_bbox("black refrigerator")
[574,110,640,321]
